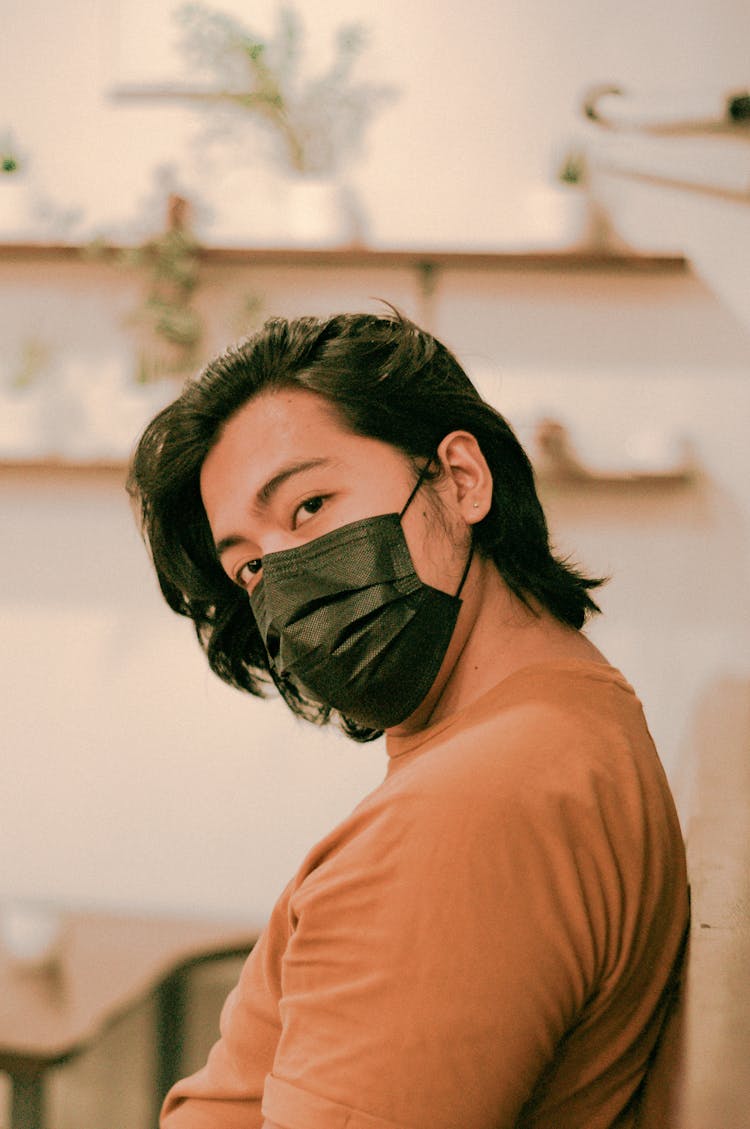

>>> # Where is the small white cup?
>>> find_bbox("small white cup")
[0,901,65,972]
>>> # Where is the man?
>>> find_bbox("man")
[129,309,688,1129]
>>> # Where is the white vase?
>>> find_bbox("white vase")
[282,179,349,247]
[0,177,30,240]
[204,167,284,247]
[0,901,66,973]
[78,369,179,459]
[0,389,42,457]
[197,168,355,248]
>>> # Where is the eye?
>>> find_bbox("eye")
[235,558,262,590]
[293,494,326,528]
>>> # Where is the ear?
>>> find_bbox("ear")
[435,431,492,524]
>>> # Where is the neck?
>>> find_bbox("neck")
[388,554,607,737]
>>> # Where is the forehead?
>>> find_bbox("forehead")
[235,387,346,452]
[199,387,397,517]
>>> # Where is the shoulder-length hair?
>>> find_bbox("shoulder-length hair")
[128,309,604,741]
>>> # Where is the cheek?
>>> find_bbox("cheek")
[405,505,465,594]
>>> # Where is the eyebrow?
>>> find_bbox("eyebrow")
[214,457,334,559]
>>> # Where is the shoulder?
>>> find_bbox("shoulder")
[292,661,680,907]
[372,660,683,887]
[390,661,651,808]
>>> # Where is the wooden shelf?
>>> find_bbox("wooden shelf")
[0,422,699,489]
[0,241,687,272]
[0,457,128,476]
[533,420,697,487]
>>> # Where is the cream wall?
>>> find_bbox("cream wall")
[3,0,750,245]
[2,263,750,923]
[2,1,750,924]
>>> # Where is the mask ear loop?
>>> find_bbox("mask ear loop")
[454,538,474,599]
[399,455,475,600]
[399,456,435,519]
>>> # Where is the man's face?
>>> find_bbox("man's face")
[199,387,467,598]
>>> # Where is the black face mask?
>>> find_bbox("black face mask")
[249,465,473,730]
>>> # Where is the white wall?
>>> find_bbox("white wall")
[2,264,750,923]
[2,1,750,924]
[2,462,387,922]
[3,0,750,245]
[441,269,750,826]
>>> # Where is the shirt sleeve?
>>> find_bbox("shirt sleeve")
[260,750,604,1129]
[160,885,290,1129]
[162,682,686,1129]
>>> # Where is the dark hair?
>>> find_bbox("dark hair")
[128,309,604,741]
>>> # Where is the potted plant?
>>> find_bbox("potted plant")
[0,130,29,239]
[1,136,21,176]
[176,3,398,243]
[556,146,625,251]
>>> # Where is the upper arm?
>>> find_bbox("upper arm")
[264,780,591,1129]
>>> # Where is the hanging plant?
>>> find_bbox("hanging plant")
[86,195,204,384]
[123,195,203,382]
[85,192,266,384]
